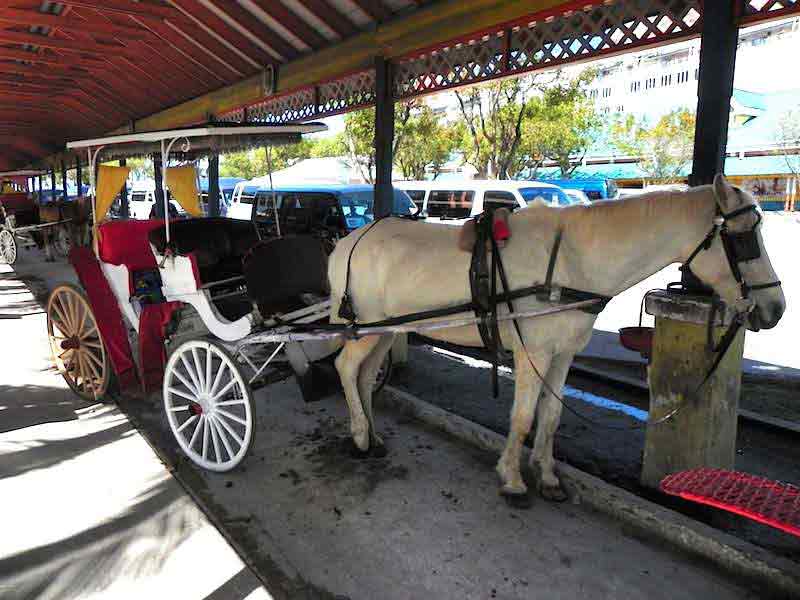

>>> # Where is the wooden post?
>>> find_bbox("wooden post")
[119,158,129,218]
[76,155,82,195]
[207,152,221,217]
[373,56,394,217]
[641,291,744,489]
[50,169,56,202]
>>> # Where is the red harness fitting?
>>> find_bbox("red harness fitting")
[493,217,510,242]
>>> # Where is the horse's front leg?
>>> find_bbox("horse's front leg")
[496,349,552,498]
[530,351,574,502]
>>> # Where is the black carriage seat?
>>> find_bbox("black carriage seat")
[149,218,259,321]
[148,217,259,283]
[243,235,329,317]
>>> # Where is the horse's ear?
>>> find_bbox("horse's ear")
[713,173,738,211]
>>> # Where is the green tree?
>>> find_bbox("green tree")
[219,139,314,179]
[611,108,696,182]
[395,104,456,179]
[126,157,154,180]
[776,107,800,177]
[310,134,346,158]
[341,103,414,183]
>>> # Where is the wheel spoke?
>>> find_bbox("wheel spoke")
[77,303,88,339]
[210,416,235,459]
[205,348,213,397]
[82,350,102,383]
[177,414,198,434]
[192,347,206,393]
[216,399,246,407]
[58,348,73,360]
[179,353,202,394]
[171,365,199,396]
[209,414,222,462]
[83,348,103,370]
[211,378,237,401]
[209,361,228,397]
[213,411,244,447]
[202,417,210,460]
[62,293,75,333]
[216,407,247,426]
[167,387,197,402]
[168,404,190,412]
[80,324,98,340]
[51,301,70,333]
[188,415,204,448]
[81,339,103,350]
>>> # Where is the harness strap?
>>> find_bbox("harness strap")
[543,229,562,292]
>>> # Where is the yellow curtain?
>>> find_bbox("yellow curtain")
[165,166,202,217]
[1,181,15,194]
[95,165,130,222]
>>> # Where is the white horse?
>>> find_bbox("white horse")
[328,175,785,502]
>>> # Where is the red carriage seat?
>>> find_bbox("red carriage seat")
[98,219,164,272]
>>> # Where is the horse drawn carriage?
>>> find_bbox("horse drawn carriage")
[0,170,77,264]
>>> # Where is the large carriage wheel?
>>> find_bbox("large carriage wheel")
[164,339,255,472]
[0,229,16,264]
[47,283,111,401]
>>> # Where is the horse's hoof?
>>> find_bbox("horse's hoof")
[500,489,534,510]
[369,441,388,459]
[540,484,569,503]
[345,438,371,460]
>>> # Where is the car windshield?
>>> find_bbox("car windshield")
[519,186,572,207]
[338,189,416,229]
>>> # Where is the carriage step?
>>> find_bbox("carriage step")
[660,468,800,537]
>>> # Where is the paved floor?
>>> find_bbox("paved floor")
[1,249,763,599]
[0,259,270,600]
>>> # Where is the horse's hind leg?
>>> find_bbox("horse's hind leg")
[335,336,385,452]
[530,351,573,502]
[356,334,395,448]
[497,349,552,497]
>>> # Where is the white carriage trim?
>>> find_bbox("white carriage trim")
[101,262,139,331]
[154,250,252,342]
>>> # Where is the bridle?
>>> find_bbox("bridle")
[680,202,781,303]
[679,201,781,389]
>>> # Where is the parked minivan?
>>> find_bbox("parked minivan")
[537,177,618,201]
[394,180,576,225]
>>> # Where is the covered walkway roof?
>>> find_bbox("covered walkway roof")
[1,0,798,170]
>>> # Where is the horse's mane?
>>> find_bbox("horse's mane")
[513,186,713,240]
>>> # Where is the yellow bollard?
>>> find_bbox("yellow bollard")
[640,291,745,490]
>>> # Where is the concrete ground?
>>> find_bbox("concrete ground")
[0,258,270,600]
[0,246,771,599]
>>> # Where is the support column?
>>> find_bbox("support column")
[207,152,221,217]
[37,174,42,196]
[61,161,68,201]
[689,3,739,187]
[119,159,129,219]
[373,56,395,218]
[50,169,56,202]
[153,155,165,219]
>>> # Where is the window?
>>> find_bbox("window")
[519,187,571,207]
[615,104,624,113]
[483,191,518,212]
[645,77,656,90]
[630,80,641,93]
[602,87,612,98]
[661,73,672,86]
[589,89,598,99]
[404,189,426,211]
[426,190,474,219]
[677,70,689,84]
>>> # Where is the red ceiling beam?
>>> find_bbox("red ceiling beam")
[195,0,299,62]
[0,47,106,66]
[168,0,279,67]
[56,0,184,22]
[245,0,327,49]
[0,8,152,41]
[0,29,129,55]
[0,61,89,80]
[350,0,391,22]
[296,0,357,39]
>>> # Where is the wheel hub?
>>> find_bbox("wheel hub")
[60,336,81,350]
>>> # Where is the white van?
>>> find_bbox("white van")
[394,179,578,225]
[128,182,183,219]
[227,181,263,220]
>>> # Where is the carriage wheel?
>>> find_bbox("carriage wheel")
[47,283,110,401]
[164,339,255,472]
[0,229,16,265]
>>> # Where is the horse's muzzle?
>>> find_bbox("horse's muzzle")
[747,300,785,331]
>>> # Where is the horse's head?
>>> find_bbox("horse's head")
[688,174,785,331]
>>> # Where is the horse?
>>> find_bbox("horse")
[38,196,93,261]
[327,175,785,503]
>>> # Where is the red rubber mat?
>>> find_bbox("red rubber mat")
[660,468,800,538]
